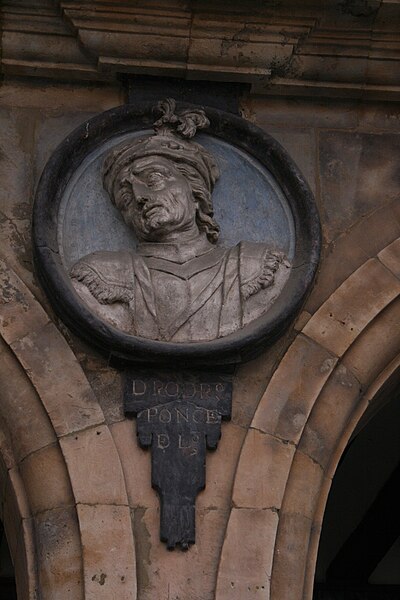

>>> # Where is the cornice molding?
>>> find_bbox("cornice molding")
[2,0,400,100]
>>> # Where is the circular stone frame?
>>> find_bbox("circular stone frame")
[33,102,321,368]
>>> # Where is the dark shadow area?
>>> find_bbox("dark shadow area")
[123,74,250,115]
[0,521,17,600]
[314,583,400,599]
[313,379,400,600]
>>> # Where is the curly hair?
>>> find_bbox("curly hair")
[171,162,220,244]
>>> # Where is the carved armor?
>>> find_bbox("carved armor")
[71,237,288,342]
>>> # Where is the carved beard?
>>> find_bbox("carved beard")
[135,188,190,237]
[142,190,175,230]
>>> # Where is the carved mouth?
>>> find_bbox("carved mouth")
[142,202,165,220]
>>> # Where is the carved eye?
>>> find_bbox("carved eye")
[147,172,165,187]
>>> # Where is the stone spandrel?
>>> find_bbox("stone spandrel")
[32,96,319,554]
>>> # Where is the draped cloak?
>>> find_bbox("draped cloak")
[70,235,289,342]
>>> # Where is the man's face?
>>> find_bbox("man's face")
[115,156,197,241]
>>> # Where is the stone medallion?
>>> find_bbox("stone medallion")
[33,99,320,367]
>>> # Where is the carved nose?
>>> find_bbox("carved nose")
[137,196,149,208]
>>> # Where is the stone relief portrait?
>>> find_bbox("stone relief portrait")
[69,99,291,343]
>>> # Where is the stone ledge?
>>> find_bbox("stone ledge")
[2,1,400,100]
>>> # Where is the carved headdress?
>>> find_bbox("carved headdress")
[103,99,220,242]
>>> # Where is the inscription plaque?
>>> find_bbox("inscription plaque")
[124,370,232,549]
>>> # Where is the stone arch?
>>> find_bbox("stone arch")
[216,238,400,599]
[302,354,400,599]
[0,257,137,599]
[0,336,83,599]
[0,402,38,600]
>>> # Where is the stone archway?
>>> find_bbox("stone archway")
[0,257,137,599]
[216,238,400,599]
[0,396,38,600]
[1,232,399,600]
[311,356,400,597]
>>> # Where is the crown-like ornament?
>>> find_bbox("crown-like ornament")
[153,97,210,139]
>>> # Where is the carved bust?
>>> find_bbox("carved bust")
[70,99,290,342]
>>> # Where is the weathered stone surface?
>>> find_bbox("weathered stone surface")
[271,512,312,600]
[59,424,128,506]
[378,237,400,279]
[358,102,400,132]
[14,517,38,600]
[34,506,83,600]
[244,96,359,131]
[294,310,312,331]
[0,258,50,344]
[0,90,121,302]
[294,53,370,88]
[85,366,124,425]
[0,108,35,285]
[216,507,278,599]
[260,126,317,195]
[0,80,122,111]
[77,504,137,600]
[19,444,74,515]
[0,339,56,462]
[252,334,337,444]
[280,450,324,521]
[0,456,8,512]
[298,364,362,470]
[305,201,400,314]
[110,419,158,509]
[318,131,400,243]
[3,2,400,100]
[303,258,400,356]
[33,112,97,180]
[198,421,245,510]
[305,474,332,593]
[2,466,31,560]
[232,331,294,428]
[232,428,295,510]
[133,505,229,600]
[342,296,400,386]
[11,321,104,436]
[0,428,15,474]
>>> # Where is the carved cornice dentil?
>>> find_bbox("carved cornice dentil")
[2,0,400,100]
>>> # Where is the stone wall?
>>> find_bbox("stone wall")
[0,77,399,599]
